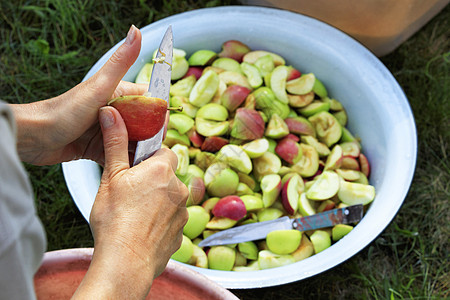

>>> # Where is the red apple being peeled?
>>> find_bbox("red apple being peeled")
[108,95,179,141]
[212,195,247,221]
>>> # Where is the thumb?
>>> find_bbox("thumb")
[90,25,142,98]
[99,106,130,177]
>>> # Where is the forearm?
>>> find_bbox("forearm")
[72,244,156,299]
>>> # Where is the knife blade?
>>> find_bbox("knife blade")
[133,26,173,166]
[198,204,363,247]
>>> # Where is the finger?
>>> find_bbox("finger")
[99,106,130,177]
[90,25,142,100]
[150,148,178,173]
[113,81,148,98]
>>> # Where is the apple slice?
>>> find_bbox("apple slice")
[188,49,217,66]
[257,208,284,223]
[241,61,263,88]
[135,63,153,84]
[220,85,251,112]
[171,235,194,263]
[196,103,229,121]
[310,230,331,254]
[340,141,361,157]
[301,135,331,157]
[202,197,220,214]
[335,169,361,181]
[242,138,269,158]
[194,151,216,171]
[186,177,205,206]
[338,179,375,205]
[233,260,260,272]
[195,117,229,137]
[281,174,302,215]
[266,230,302,255]
[308,111,342,147]
[288,91,315,108]
[208,246,236,271]
[236,182,254,196]
[291,143,320,178]
[168,113,195,135]
[286,73,315,95]
[291,234,314,261]
[218,40,251,62]
[316,199,336,212]
[183,66,203,80]
[265,113,290,139]
[353,172,369,185]
[312,77,328,98]
[270,65,289,104]
[305,171,340,200]
[171,144,189,176]
[260,174,282,208]
[164,129,190,148]
[332,224,354,241]
[183,206,210,239]
[243,50,285,66]
[284,116,316,137]
[212,195,247,221]
[230,108,265,140]
[298,193,316,216]
[216,144,253,174]
[238,241,259,260]
[189,70,219,106]
[254,54,274,77]
[218,71,252,90]
[187,244,208,268]
[200,136,228,152]
[240,195,264,211]
[206,216,238,230]
[170,96,198,118]
[257,250,295,270]
[204,162,239,197]
[359,153,371,177]
[252,152,282,181]
[170,74,196,98]
[341,156,361,171]
[212,57,243,73]
[324,145,343,170]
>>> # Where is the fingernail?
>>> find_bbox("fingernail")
[125,25,137,45]
[99,107,115,129]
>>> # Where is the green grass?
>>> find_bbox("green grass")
[1,1,448,299]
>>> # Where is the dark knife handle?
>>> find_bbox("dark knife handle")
[292,204,363,231]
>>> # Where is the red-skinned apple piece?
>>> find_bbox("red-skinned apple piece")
[281,174,302,215]
[341,156,361,171]
[201,136,229,152]
[187,128,205,148]
[220,85,251,112]
[212,195,247,221]
[218,40,251,62]
[183,66,204,80]
[359,153,371,177]
[108,95,168,141]
[230,108,265,140]
[275,137,303,165]
[287,67,302,81]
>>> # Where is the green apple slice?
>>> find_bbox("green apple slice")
[338,179,375,205]
[189,70,219,106]
[270,65,289,104]
[291,143,319,178]
[265,113,289,139]
[195,117,229,137]
[324,144,343,170]
[257,250,295,270]
[216,144,253,174]
[196,103,229,121]
[243,50,285,66]
[240,195,264,211]
[171,56,189,80]
[336,169,361,181]
[135,63,153,84]
[252,152,282,181]
[301,135,331,157]
[233,260,260,272]
[206,216,238,230]
[312,77,328,98]
[242,138,269,158]
[241,61,263,88]
[171,235,194,263]
[286,73,315,95]
[208,246,236,271]
[260,174,282,207]
[254,54,275,77]
[238,241,259,260]
[266,230,302,255]
[170,75,196,98]
[310,230,331,253]
[298,100,331,117]
[188,49,217,66]
[171,144,189,176]
[332,224,354,241]
[218,71,252,90]
[187,244,208,268]
[168,113,194,135]
[291,234,314,262]
[183,205,210,240]
[305,171,340,200]
[298,192,316,216]
[308,111,342,147]
[256,208,283,222]
[212,57,242,73]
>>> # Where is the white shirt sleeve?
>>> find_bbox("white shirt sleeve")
[0,101,47,299]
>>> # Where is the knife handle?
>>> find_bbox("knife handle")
[291,204,363,231]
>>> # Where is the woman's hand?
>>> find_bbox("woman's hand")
[11,25,154,166]
[72,104,189,299]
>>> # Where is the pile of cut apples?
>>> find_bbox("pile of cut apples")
[133,40,375,271]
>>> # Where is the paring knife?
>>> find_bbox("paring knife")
[133,26,173,166]
[198,204,364,247]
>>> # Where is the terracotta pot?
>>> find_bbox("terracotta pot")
[34,248,238,300]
